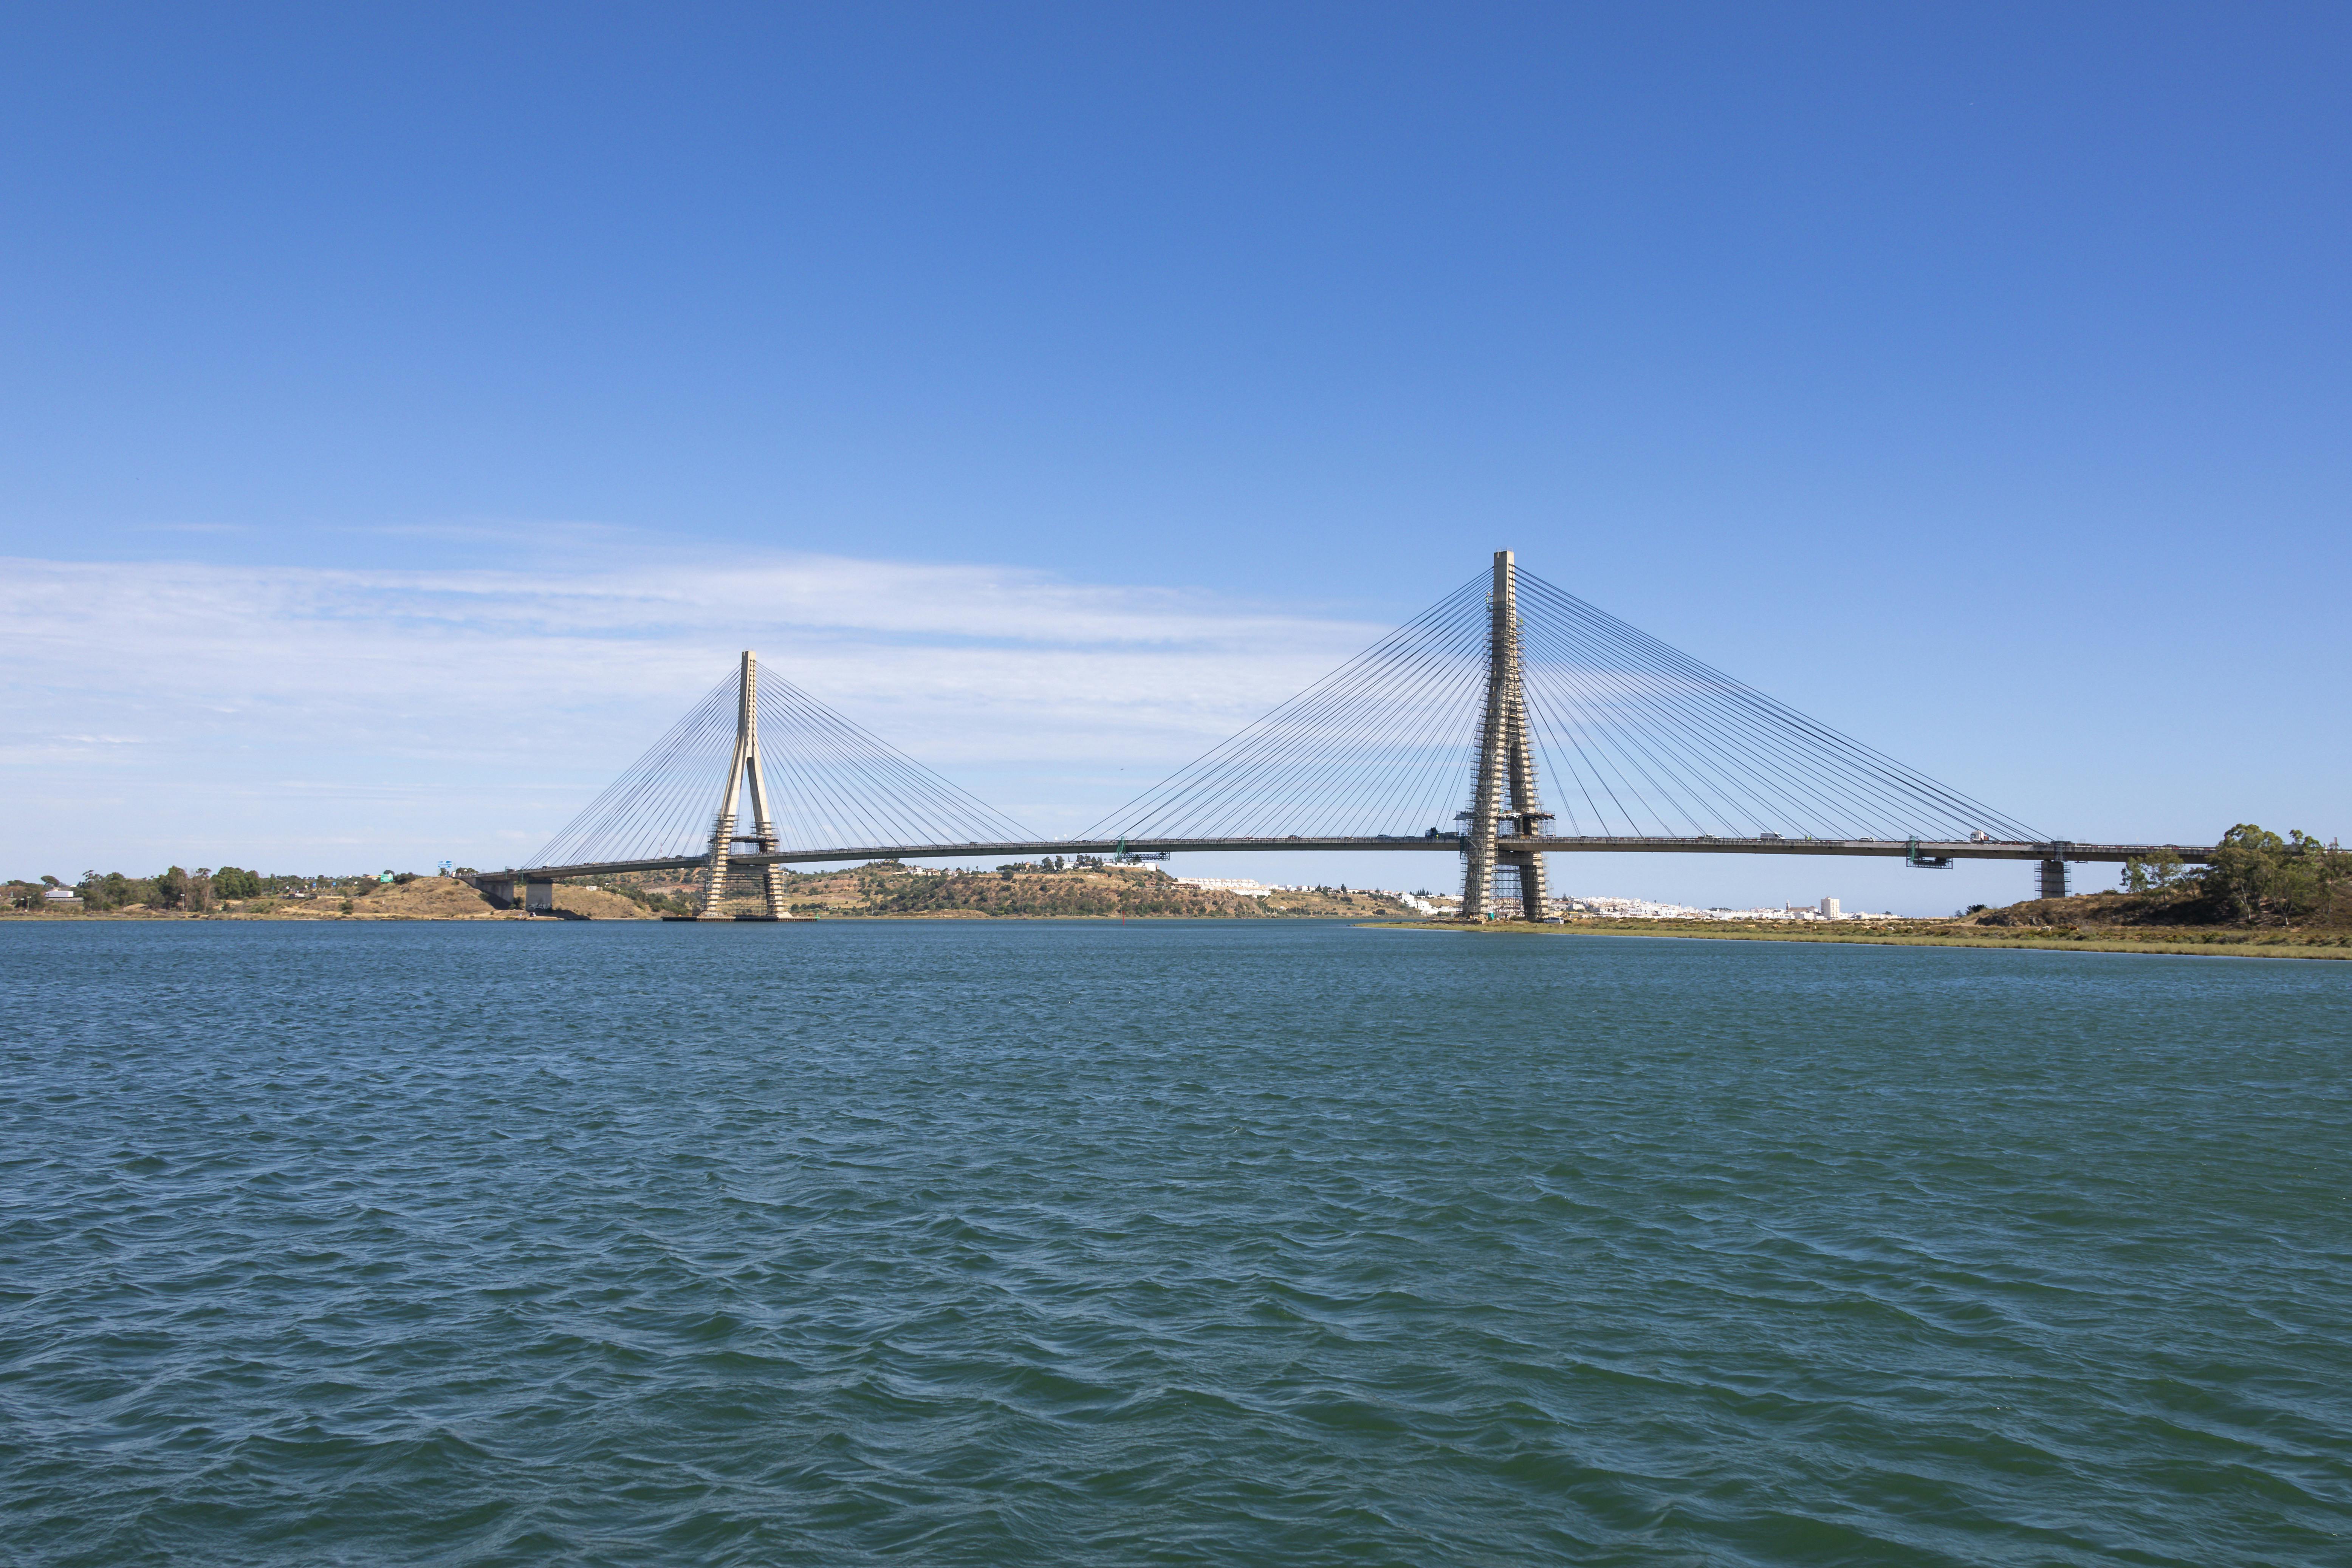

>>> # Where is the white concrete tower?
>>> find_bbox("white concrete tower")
[698,650,790,919]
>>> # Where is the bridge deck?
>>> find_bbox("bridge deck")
[487,835,2213,885]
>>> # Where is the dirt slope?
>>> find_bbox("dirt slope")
[691,862,1417,919]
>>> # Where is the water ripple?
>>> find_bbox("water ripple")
[4,920,2349,1565]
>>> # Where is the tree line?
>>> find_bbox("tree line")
[7,868,424,912]
[2120,825,2348,926]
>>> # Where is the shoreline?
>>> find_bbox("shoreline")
[1356,920,2352,960]
[12,911,2344,958]
[0,909,1382,924]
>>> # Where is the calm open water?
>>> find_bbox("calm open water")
[3,920,2349,1566]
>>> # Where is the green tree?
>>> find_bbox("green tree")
[155,866,189,910]
[2278,830,2349,924]
[2314,836,2352,922]
[2120,850,2185,895]
[78,871,132,910]
[215,867,262,899]
[2188,824,2348,926]
[2198,825,2282,923]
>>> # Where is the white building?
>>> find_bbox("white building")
[1546,890,1911,922]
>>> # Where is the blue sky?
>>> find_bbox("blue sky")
[3,3,2346,912]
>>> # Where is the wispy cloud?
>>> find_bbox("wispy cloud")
[0,551,1394,865]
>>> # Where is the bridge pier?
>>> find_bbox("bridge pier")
[1497,844,1548,921]
[696,651,791,919]
[525,877,556,915]
[2035,841,2077,901]
[1460,551,1554,921]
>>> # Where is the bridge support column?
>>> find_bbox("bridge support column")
[2037,857,2070,901]
[700,805,737,916]
[698,650,790,920]
[1499,848,1548,921]
[743,651,788,921]
[524,877,555,915]
[1461,550,1553,921]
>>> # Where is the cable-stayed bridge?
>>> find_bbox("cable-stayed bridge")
[476,551,2212,919]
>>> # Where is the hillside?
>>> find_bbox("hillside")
[684,861,1418,919]
[177,877,647,919]
[1968,886,2351,933]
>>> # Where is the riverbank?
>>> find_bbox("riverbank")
[2,876,641,921]
[1359,918,2352,960]
[4,867,1415,922]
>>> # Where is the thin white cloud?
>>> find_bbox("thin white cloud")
[0,551,1394,867]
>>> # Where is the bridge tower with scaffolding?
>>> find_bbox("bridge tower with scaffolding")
[1459,550,1552,921]
[698,651,790,919]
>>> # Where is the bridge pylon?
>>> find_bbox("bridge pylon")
[1459,550,1552,921]
[697,651,790,919]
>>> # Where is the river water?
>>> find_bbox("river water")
[4,919,2348,1565]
